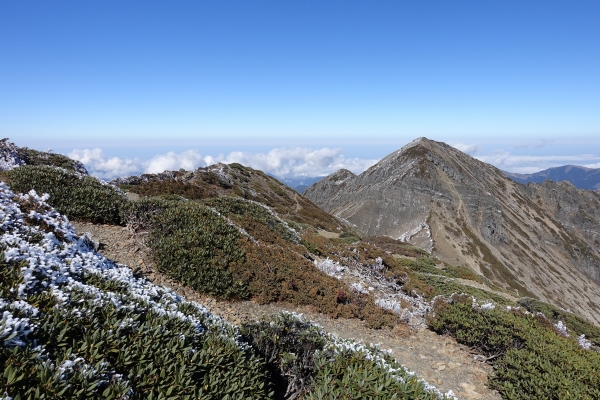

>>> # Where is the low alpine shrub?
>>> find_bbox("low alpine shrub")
[428,294,600,399]
[243,312,448,400]
[0,185,273,399]
[518,297,600,346]
[3,165,126,224]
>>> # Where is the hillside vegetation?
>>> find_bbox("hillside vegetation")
[0,181,447,399]
[2,141,600,399]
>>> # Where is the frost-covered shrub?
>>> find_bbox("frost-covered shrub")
[241,312,328,399]
[428,294,600,399]
[518,297,600,347]
[314,258,345,278]
[243,312,451,400]
[0,183,272,399]
[309,340,449,400]
[3,165,126,224]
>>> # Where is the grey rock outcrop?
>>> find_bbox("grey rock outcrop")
[305,137,600,325]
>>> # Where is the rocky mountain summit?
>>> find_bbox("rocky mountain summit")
[305,137,600,325]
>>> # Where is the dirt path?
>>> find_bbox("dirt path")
[73,221,503,400]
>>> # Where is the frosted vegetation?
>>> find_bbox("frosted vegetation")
[0,183,450,399]
[3,142,600,399]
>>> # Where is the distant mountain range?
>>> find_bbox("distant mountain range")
[305,137,600,326]
[503,165,600,190]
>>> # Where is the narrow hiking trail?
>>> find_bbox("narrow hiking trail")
[73,221,503,400]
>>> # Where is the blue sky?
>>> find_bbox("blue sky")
[2,1,599,179]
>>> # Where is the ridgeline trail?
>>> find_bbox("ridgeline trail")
[74,221,503,400]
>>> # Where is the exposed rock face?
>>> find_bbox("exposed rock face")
[305,137,600,325]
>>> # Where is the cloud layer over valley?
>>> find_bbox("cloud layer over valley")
[69,142,600,181]
[69,147,379,181]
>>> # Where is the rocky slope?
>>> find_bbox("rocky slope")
[305,137,600,325]
[504,165,600,190]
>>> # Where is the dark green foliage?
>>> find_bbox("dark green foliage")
[338,232,361,243]
[241,313,328,399]
[124,198,249,299]
[243,313,442,400]
[428,295,600,399]
[17,147,86,173]
[300,239,323,256]
[130,179,215,200]
[203,197,299,244]
[518,297,600,346]
[400,257,482,283]
[416,273,513,305]
[309,346,441,400]
[0,258,271,399]
[4,165,126,224]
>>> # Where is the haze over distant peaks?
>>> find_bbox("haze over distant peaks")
[305,137,600,325]
[504,165,600,190]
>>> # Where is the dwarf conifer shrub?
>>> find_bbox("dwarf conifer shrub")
[203,197,300,244]
[3,165,126,224]
[125,197,249,299]
[124,197,396,328]
[428,295,600,399]
[130,178,216,200]
[17,146,87,173]
[243,313,446,400]
[0,186,273,399]
[241,313,328,399]
[309,344,441,400]
[518,297,600,346]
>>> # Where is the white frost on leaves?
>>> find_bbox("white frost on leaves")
[349,282,368,294]
[0,140,25,171]
[281,312,456,400]
[577,334,592,350]
[314,258,346,278]
[554,320,570,337]
[0,182,238,352]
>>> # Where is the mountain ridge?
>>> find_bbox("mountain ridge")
[305,137,600,326]
[503,164,600,190]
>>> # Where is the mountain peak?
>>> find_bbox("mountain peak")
[305,138,600,326]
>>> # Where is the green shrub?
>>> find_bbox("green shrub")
[518,297,600,346]
[416,273,513,305]
[17,146,87,173]
[309,344,441,400]
[428,295,600,399]
[130,178,216,200]
[3,165,126,224]
[203,196,300,244]
[123,197,397,328]
[0,235,272,399]
[243,313,443,400]
[124,197,249,299]
[241,312,328,399]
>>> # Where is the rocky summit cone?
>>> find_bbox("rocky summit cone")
[305,137,600,325]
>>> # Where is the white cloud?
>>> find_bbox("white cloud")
[205,147,377,178]
[68,149,142,180]
[451,143,479,155]
[477,152,600,174]
[68,147,378,181]
[145,150,204,174]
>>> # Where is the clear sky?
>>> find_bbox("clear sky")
[2,1,599,179]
